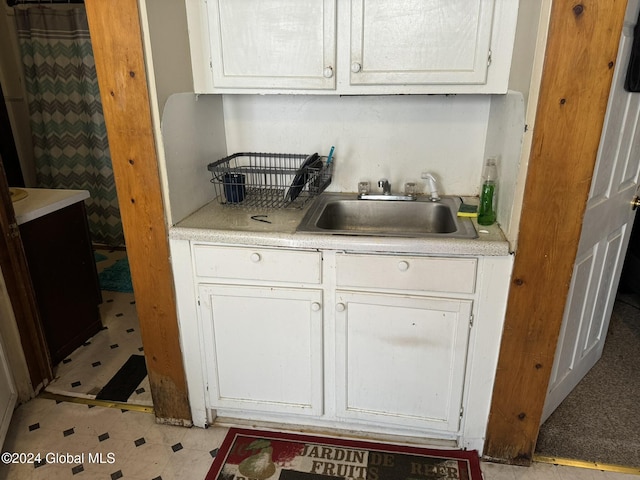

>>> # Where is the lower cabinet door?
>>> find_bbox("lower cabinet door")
[335,291,472,432]
[199,284,324,416]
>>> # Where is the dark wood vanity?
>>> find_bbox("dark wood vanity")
[14,189,102,365]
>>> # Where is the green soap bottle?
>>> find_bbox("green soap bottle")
[478,158,497,226]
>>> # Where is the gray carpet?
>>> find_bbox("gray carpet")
[535,296,640,467]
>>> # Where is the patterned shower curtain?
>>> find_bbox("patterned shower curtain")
[14,6,124,246]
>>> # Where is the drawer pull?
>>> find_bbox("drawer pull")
[250,253,262,263]
[311,302,321,312]
[336,303,346,312]
[398,260,410,272]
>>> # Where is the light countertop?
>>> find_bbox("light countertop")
[171,195,511,256]
[11,188,89,225]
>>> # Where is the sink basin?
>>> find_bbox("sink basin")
[297,193,477,239]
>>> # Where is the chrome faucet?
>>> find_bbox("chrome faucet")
[378,178,391,195]
[358,177,416,201]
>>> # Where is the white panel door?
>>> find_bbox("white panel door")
[0,329,17,449]
[542,0,640,421]
[349,0,495,85]
[207,0,337,90]
[335,291,472,432]
[199,284,324,416]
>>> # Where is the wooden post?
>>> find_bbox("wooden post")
[84,0,191,424]
[484,0,627,464]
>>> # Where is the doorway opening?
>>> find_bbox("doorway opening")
[44,248,151,406]
[535,179,640,471]
[535,291,640,469]
[0,2,150,407]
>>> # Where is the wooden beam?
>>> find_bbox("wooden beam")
[84,0,191,424]
[484,0,627,464]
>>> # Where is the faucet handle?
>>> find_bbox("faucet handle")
[404,182,417,196]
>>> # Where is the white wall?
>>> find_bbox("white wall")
[484,92,525,242]
[504,0,553,249]
[162,93,227,225]
[162,91,531,234]
[142,0,193,119]
[161,93,506,226]
[221,94,491,196]
[508,1,547,107]
[0,265,33,403]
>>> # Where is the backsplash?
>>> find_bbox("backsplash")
[221,94,491,196]
[161,91,524,241]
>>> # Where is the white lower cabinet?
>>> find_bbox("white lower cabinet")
[178,242,511,449]
[199,284,324,416]
[334,291,472,432]
[172,238,513,451]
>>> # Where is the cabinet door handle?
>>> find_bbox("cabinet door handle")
[398,260,410,272]
[250,253,262,263]
[351,62,362,73]
[311,302,321,312]
[336,303,346,312]
[323,66,334,78]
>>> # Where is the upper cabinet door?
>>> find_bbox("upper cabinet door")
[186,0,517,94]
[349,0,495,86]
[207,0,337,90]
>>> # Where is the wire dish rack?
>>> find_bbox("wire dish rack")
[208,152,333,209]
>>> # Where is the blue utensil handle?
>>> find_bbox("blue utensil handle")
[327,146,335,165]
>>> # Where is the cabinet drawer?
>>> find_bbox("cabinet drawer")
[194,245,322,284]
[336,254,476,294]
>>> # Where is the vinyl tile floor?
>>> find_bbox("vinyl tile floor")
[1,397,226,480]
[14,251,636,479]
[2,397,639,480]
[44,250,151,406]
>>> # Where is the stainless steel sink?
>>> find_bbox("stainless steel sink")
[297,193,477,239]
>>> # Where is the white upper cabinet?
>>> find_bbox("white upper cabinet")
[204,0,337,90]
[350,0,494,86]
[186,0,518,94]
